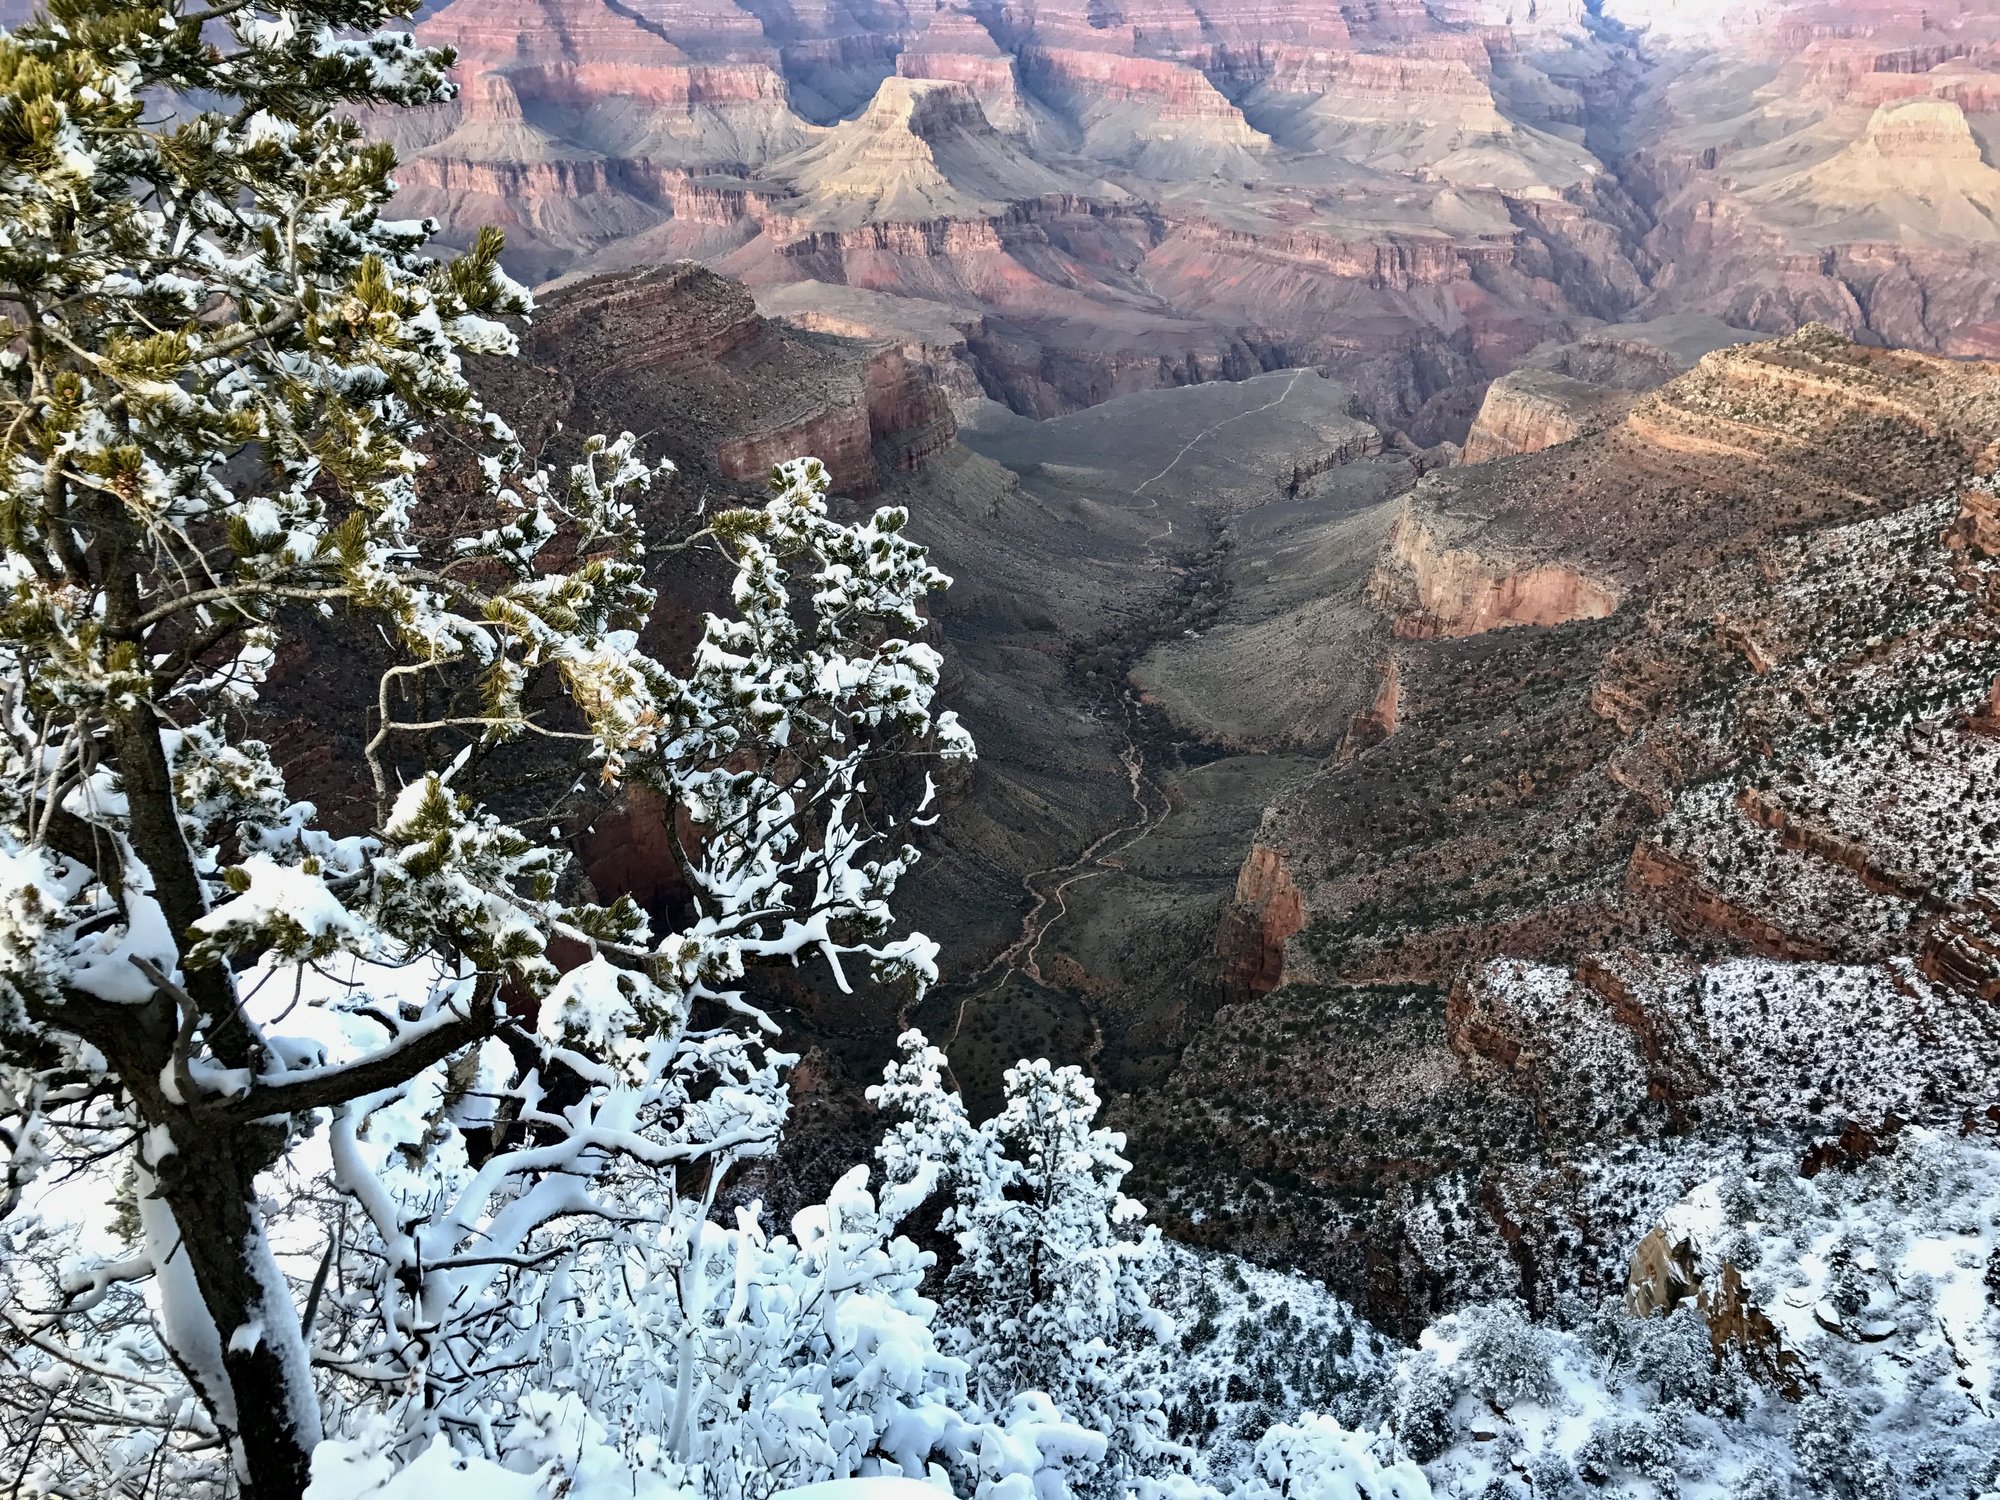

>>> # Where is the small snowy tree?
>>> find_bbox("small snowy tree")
[872,1033,1174,1495]
[1234,1415,1431,1500]
[0,4,971,1497]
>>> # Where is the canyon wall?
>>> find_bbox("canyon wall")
[376,0,1986,435]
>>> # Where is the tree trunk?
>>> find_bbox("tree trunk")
[153,1127,322,1500]
[107,702,257,1067]
[100,689,318,1495]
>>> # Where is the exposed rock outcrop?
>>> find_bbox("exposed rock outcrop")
[1625,1229,1801,1394]
[1460,367,1631,464]
[521,261,956,498]
[1945,484,2000,558]
[1338,659,1402,762]
[1215,844,1306,1002]
[1370,502,1622,637]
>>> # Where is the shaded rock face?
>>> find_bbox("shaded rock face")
[519,260,957,500]
[1216,845,1307,1002]
[716,404,876,492]
[389,0,2000,434]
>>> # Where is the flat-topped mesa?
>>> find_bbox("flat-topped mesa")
[522,262,960,498]
[527,261,767,372]
[1856,95,1987,162]
[870,74,1000,140]
[1461,367,1632,464]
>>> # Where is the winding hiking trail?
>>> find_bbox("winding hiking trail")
[940,370,1314,1049]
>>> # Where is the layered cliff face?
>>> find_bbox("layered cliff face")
[1369,504,1624,637]
[389,0,2000,433]
[390,0,809,274]
[1458,366,1633,463]
[516,259,957,499]
[1016,43,1273,179]
[1112,332,2000,1322]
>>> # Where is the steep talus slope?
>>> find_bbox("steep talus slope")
[1112,331,2000,1327]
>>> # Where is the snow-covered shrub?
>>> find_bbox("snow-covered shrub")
[1141,1242,1391,1483]
[872,1034,1176,1496]
[1447,1304,1562,1408]
[1235,1415,1431,1500]
[1622,1306,1750,1416]
[1406,1125,2000,1499]
[1793,1394,1895,1500]
[303,1167,1105,1500]
[1388,1353,1457,1465]
[1573,1408,1692,1497]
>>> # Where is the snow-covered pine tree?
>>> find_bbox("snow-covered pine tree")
[0,5,971,1496]
[872,1033,1175,1496]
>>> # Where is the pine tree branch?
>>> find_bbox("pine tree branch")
[209,988,499,1122]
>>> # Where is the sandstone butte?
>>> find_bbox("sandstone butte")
[362,0,2000,443]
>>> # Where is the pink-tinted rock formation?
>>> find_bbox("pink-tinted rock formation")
[382,0,2000,430]
[1215,844,1307,1001]
[1461,367,1632,464]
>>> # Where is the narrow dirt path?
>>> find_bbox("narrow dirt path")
[941,370,1312,1047]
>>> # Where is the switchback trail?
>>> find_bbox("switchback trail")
[940,369,1314,1050]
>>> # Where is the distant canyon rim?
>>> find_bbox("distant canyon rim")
[383,0,2000,441]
